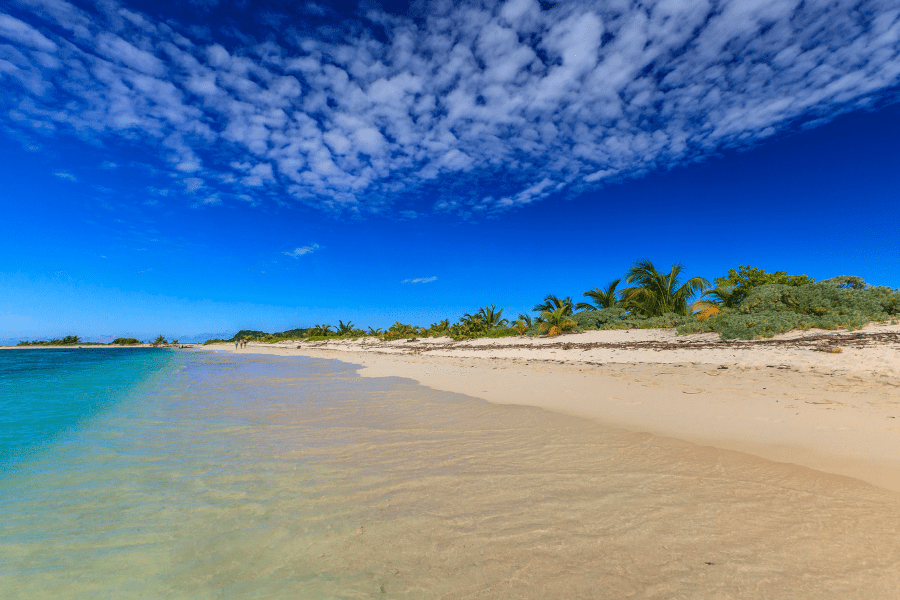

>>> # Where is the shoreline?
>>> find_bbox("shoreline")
[206,322,900,493]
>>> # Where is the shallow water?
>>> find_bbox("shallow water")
[1,350,898,598]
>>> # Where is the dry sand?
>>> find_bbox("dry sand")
[209,323,900,493]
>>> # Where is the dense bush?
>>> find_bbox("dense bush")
[478,327,520,339]
[714,265,814,289]
[677,279,900,339]
[553,308,694,332]
[569,307,628,329]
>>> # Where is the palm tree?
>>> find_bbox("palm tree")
[517,313,533,328]
[429,319,450,334]
[476,304,508,329]
[537,307,576,337]
[576,279,621,311]
[390,322,415,336]
[532,294,574,315]
[460,312,483,326]
[366,326,383,336]
[337,320,354,335]
[702,285,744,308]
[313,324,332,336]
[690,285,744,320]
[621,259,709,317]
[153,335,166,345]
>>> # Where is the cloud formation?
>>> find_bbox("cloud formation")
[2,0,899,215]
[402,276,438,284]
[53,170,77,181]
[283,243,319,258]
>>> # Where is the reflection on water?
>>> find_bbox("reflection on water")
[1,352,899,599]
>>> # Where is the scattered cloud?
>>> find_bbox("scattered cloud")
[182,177,204,192]
[53,171,77,181]
[2,0,900,216]
[402,276,438,284]
[283,243,320,258]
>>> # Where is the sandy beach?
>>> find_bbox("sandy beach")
[210,322,900,494]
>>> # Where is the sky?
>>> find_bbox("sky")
[1,0,899,343]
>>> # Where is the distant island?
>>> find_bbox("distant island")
[14,336,181,347]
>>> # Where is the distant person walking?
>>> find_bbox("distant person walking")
[235,339,239,350]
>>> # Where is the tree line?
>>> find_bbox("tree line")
[211,260,899,343]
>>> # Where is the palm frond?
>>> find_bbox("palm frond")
[623,260,709,316]
[580,278,621,310]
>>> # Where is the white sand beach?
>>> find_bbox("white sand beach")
[210,322,900,493]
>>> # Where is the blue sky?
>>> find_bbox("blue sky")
[1,0,899,343]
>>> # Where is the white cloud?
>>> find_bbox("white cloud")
[95,32,165,76]
[402,276,438,284]
[283,243,319,258]
[3,0,900,216]
[0,14,57,52]
[182,177,203,191]
[53,170,77,181]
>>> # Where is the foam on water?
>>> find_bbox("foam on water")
[1,350,898,598]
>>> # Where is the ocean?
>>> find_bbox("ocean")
[1,348,898,598]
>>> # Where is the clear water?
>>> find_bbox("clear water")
[1,349,899,598]
[0,348,175,463]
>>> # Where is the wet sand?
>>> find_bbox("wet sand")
[162,351,900,598]
[207,322,900,493]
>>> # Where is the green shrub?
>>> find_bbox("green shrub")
[480,327,522,339]
[111,338,142,345]
[714,265,814,289]
[677,279,900,339]
[561,308,694,333]
[566,308,629,330]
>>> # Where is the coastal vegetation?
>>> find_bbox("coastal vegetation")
[14,336,177,346]
[16,335,89,346]
[201,260,899,345]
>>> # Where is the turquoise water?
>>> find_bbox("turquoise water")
[1,349,899,598]
[0,348,175,463]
